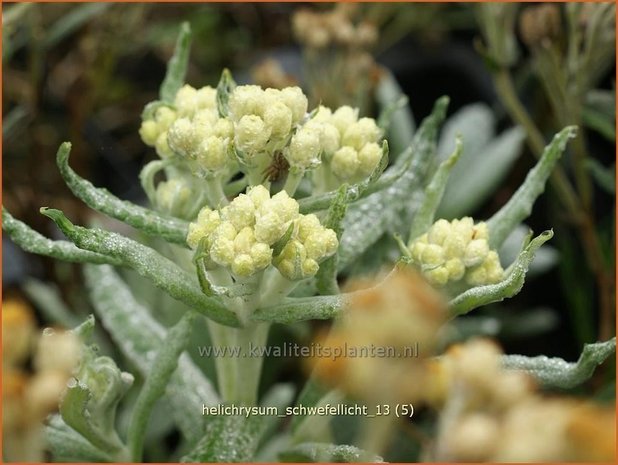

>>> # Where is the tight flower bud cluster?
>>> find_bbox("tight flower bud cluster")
[321,105,383,182]
[228,85,308,157]
[166,85,234,174]
[187,185,338,279]
[408,217,504,287]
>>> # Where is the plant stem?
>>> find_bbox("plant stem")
[283,169,304,196]
[207,320,270,405]
[127,311,195,461]
[205,176,228,207]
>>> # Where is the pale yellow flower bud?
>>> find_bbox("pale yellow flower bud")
[287,126,322,169]
[331,146,359,181]
[235,115,271,153]
[357,142,382,177]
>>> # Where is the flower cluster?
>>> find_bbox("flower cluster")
[310,268,448,403]
[293,5,378,50]
[428,339,615,462]
[166,85,234,175]
[187,185,338,279]
[408,217,504,287]
[311,105,383,183]
[140,84,234,176]
[228,85,308,159]
[2,299,81,462]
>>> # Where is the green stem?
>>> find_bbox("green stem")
[205,176,228,208]
[283,169,304,196]
[207,320,270,405]
[127,311,196,461]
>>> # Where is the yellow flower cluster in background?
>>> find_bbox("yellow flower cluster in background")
[2,299,81,462]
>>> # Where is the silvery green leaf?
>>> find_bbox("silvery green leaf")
[159,22,192,104]
[438,126,525,219]
[128,311,195,461]
[292,388,343,445]
[503,338,616,388]
[41,208,239,327]
[279,443,383,463]
[449,230,553,317]
[84,264,220,444]
[22,278,81,328]
[375,69,415,159]
[487,127,576,249]
[258,383,296,444]
[181,414,264,463]
[316,185,349,295]
[499,224,559,276]
[408,136,463,242]
[252,295,348,324]
[46,414,113,462]
[2,207,121,265]
[438,103,495,163]
[216,68,237,118]
[338,97,449,270]
[56,143,189,245]
[60,379,125,454]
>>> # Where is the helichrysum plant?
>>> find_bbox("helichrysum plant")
[3,23,615,463]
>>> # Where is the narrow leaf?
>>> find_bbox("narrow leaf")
[449,230,554,317]
[128,311,196,461]
[503,338,616,388]
[315,185,349,295]
[487,127,576,249]
[56,142,189,245]
[60,381,124,454]
[2,207,121,265]
[408,135,463,242]
[181,414,264,463]
[216,68,237,118]
[41,208,239,327]
[46,414,113,462]
[84,264,219,444]
[253,295,348,324]
[279,442,383,463]
[159,22,192,103]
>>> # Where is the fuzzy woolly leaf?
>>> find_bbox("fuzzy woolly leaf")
[315,185,349,295]
[449,230,554,317]
[60,381,124,454]
[56,143,189,245]
[438,126,525,219]
[253,295,348,324]
[84,264,219,444]
[408,135,463,242]
[279,443,383,463]
[216,68,237,118]
[160,22,192,103]
[181,415,264,463]
[128,311,196,461]
[503,338,616,388]
[2,207,121,265]
[487,127,576,249]
[41,208,239,327]
[46,414,114,462]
